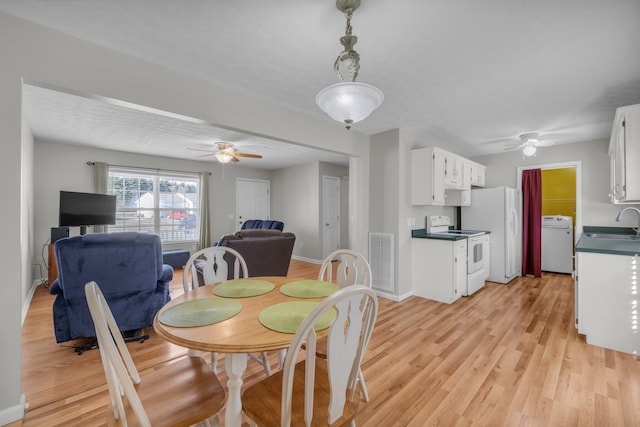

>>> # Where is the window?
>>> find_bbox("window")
[107,167,199,242]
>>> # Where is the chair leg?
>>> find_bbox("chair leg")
[358,369,369,402]
[277,349,286,370]
[260,352,272,376]
[211,352,223,374]
[187,348,202,358]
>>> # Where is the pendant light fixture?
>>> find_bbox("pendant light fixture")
[316,0,383,130]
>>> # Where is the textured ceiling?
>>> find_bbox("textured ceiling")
[3,0,640,165]
[22,84,349,170]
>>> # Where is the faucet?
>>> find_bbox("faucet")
[615,207,640,236]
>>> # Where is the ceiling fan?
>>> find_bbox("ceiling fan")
[187,142,263,163]
[505,133,556,157]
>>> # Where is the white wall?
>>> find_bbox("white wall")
[0,11,370,421]
[33,141,274,263]
[370,129,456,298]
[272,163,321,261]
[472,139,640,228]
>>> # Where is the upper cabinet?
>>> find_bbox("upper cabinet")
[412,147,486,206]
[609,103,640,204]
[443,154,463,189]
[469,162,486,187]
[411,147,446,205]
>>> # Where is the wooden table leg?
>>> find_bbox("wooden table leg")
[225,353,248,427]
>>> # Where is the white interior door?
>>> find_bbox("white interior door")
[323,176,340,258]
[236,179,270,230]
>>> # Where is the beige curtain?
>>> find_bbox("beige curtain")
[93,162,108,233]
[198,171,211,249]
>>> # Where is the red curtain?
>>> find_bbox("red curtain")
[522,169,542,277]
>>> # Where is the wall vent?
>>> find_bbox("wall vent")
[368,232,394,293]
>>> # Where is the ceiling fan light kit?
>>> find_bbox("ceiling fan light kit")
[316,0,384,130]
[522,144,537,157]
[214,152,234,163]
[513,132,556,157]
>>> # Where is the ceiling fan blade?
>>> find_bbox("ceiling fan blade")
[234,152,262,159]
[503,143,525,150]
[186,147,214,153]
[230,156,240,163]
[535,140,555,147]
[196,153,215,157]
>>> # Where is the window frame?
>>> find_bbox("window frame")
[107,166,200,243]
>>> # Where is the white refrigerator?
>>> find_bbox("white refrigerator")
[461,187,522,284]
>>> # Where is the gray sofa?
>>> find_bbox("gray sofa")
[197,229,296,285]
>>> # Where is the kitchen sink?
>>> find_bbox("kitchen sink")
[584,232,640,240]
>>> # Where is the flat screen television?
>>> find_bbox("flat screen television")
[59,191,116,234]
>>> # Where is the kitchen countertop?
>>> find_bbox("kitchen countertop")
[411,228,470,241]
[576,226,640,256]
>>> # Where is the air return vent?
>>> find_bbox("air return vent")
[368,232,394,293]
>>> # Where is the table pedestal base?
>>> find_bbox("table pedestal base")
[225,353,248,427]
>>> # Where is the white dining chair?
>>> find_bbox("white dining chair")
[183,246,272,376]
[242,285,378,427]
[318,248,373,401]
[84,281,226,427]
[319,248,372,289]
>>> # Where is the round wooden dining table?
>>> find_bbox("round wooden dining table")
[153,276,334,427]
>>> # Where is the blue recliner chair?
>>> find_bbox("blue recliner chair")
[240,219,284,231]
[50,232,173,345]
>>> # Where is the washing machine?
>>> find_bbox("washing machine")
[541,215,574,274]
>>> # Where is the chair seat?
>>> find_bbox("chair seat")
[106,357,225,427]
[242,358,360,427]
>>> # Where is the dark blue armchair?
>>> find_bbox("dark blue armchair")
[240,219,284,231]
[50,232,173,343]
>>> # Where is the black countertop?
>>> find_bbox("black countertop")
[411,228,475,241]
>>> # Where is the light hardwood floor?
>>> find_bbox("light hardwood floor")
[18,260,640,426]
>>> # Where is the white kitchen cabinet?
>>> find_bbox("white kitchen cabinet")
[411,147,446,205]
[462,162,472,190]
[576,251,640,355]
[411,237,467,304]
[412,146,486,205]
[470,163,486,187]
[444,154,463,189]
[609,103,640,203]
[445,190,471,206]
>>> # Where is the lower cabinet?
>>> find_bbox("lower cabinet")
[576,251,640,355]
[412,238,467,304]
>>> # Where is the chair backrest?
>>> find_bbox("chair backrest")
[241,219,285,231]
[183,246,249,292]
[55,232,164,300]
[280,285,378,426]
[85,281,150,426]
[318,249,372,288]
[52,232,172,343]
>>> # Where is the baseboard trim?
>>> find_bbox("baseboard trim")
[291,255,323,264]
[22,280,40,326]
[0,394,25,425]
[373,289,412,301]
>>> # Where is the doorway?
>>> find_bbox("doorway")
[236,179,270,230]
[322,176,341,258]
[518,162,581,275]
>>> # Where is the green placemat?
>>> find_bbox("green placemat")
[212,279,275,298]
[159,298,242,327]
[259,301,336,334]
[280,280,340,298]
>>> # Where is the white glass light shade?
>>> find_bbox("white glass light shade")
[522,144,537,157]
[215,153,233,163]
[316,82,384,129]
